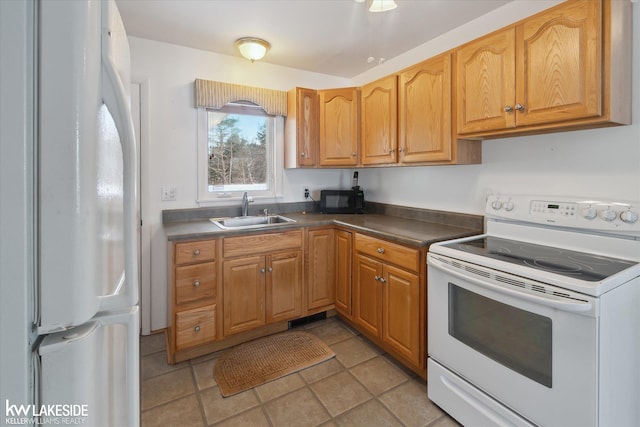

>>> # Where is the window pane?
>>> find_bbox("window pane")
[207,110,271,192]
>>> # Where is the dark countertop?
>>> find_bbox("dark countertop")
[164,212,483,248]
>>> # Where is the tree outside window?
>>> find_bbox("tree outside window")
[206,107,272,193]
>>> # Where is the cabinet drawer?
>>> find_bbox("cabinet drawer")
[355,233,420,272]
[175,240,216,265]
[175,262,216,305]
[223,230,303,258]
[175,304,216,350]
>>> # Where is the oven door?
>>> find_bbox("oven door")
[427,253,599,427]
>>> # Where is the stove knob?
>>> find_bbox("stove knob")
[491,200,503,210]
[581,207,597,220]
[620,210,639,224]
[504,201,514,211]
[598,208,617,222]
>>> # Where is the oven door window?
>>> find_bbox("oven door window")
[448,283,552,387]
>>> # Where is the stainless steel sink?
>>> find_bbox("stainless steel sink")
[209,215,296,230]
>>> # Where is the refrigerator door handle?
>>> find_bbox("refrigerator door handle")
[99,0,139,312]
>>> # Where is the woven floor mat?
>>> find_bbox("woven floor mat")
[213,330,335,397]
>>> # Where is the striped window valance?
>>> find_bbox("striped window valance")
[194,79,287,116]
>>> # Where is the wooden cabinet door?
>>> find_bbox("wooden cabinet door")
[382,264,420,366]
[457,28,516,134]
[361,75,397,165]
[319,88,359,166]
[353,254,383,338]
[334,230,352,318]
[266,250,303,323]
[398,53,452,163]
[223,256,265,335]
[286,87,318,167]
[307,228,335,311]
[515,0,601,127]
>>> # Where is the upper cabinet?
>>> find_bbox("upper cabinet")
[360,54,480,166]
[361,75,397,165]
[398,53,454,164]
[285,87,318,168]
[285,0,631,168]
[319,88,360,167]
[456,0,631,138]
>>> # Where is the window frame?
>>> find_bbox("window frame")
[197,104,284,206]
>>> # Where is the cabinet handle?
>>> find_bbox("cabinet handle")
[503,105,513,112]
[194,325,201,333]
[193,249,200,256]
[300,152,306,157]
[398,147,404,152]
[193,280,200,287]
[374,275,381,281]
[268,267,273,272]
[515,103,525,112]
[389,149,395,154]
[377,247,385,254]
[379,277,387,284]
[260,268,266,273]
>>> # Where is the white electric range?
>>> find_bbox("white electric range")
[427,195,640,427]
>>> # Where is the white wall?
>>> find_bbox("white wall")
[132,2,640,331]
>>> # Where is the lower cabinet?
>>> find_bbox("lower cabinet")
[334,230,353,318]
[306,227,336,313]
[222,230,304,336]
[167,239,220,364]
[166,227,426,378]
[351,233,425,376]
[223,250,303,336]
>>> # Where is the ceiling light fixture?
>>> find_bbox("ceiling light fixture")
[368,0,397,12]
[235,37,271,62]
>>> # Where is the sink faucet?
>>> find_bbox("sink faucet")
[242,192,251,216]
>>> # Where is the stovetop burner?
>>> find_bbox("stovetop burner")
[443,236,637,282]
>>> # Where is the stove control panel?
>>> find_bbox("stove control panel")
[486,195,640,232]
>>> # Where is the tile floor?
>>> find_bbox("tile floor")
[140,316,460,427]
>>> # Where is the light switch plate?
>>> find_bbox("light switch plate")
[161,187,177,201]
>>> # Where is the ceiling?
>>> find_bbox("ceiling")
[115,0,513,78]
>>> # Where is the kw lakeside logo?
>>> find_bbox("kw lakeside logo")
[5,400,89,425]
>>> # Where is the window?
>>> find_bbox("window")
[197,102,283,204]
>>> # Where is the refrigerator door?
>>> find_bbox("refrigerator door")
[38,0,138,333]
[36,307,140,426]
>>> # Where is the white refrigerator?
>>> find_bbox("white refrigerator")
[2,0,139,426]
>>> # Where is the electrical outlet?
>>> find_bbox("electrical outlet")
[161,186,177,201]
[303,186,310,199]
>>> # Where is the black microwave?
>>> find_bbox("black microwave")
[320,189,365,214]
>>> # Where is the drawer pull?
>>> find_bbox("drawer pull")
[374,275,380,281]
[260,268,266,273]
[377,247,385,254]
[193,249,200,256]
[379,277,387,284]
[194,325,201,333]
[268,267,273,273]
[193,280,200,287]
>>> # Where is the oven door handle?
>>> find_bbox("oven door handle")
[429,258,594,313]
